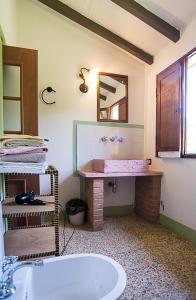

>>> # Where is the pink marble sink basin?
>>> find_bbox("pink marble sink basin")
[92,159,149,173]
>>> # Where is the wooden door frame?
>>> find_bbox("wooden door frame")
[3,45,40,227]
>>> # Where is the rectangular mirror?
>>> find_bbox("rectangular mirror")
[97,72,128,122]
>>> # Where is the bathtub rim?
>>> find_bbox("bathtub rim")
[40,253,127,300]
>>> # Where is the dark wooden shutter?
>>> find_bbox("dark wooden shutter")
[119,97,127,121]
[156,61,182,156]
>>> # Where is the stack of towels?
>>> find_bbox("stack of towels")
[0,135,48,173]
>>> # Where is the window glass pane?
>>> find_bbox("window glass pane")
[3,65,20,97]
[111,105,119,120]
[3,99,21,132]
[185,52,196,154]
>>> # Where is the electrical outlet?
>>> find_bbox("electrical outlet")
[160,200,165,210]
[146,158,152,165]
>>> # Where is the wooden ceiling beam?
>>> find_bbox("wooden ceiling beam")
[38,0,153,64]
[100,81,116,93]
[100,94,107,101]
[108,75,127,85]
[111,0,180,42]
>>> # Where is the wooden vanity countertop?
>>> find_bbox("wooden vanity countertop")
[78,170,163,178]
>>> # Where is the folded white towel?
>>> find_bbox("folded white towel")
[0,139,46,148]
[0,162,48,174]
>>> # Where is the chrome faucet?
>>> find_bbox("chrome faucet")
[100,136,108,142]
[0,256,43,299]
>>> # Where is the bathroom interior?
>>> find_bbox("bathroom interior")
[0,0,196,299]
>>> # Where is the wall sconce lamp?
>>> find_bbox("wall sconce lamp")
[79,67,90,93]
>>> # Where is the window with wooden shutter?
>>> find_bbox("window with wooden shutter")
[156,47,196,158]
[156,61,182,156]
[182,49,196,157]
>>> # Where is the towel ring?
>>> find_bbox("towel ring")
[41,87,56,105]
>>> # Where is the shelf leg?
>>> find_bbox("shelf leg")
[54,171,60,256]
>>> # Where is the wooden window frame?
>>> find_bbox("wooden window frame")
[181,47,196,158]
[156,47,196,158]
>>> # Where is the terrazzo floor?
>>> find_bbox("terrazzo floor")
[60,216,196,300]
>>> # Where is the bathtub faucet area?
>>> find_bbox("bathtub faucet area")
[0,254,126,300]
[0,256,43,299]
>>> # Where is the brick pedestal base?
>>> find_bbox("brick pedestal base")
[135,176,162,222]
[82,172,162,231]
[85,178,104,231]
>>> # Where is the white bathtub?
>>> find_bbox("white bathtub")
[13,254,127,300]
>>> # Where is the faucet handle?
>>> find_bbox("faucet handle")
[2,256,18,273]
[116,136,124,143]
[109,136,116,142]
[34,260,44,266]
[3,256,18,264]
[100,136,108,142]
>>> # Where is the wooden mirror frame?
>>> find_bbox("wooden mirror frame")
[97,72,128,123]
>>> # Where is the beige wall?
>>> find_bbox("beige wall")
[144,18,196,231]
[16,0,145,204]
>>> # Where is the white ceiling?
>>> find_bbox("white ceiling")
[56,0,196,61]
[99,75,122,97]
[137,0,196,29]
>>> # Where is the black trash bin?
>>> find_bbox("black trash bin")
[66,199,87,225]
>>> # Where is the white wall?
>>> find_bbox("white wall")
[77,125,144,169]
[144,18,196,231]
[0,0,17,45]
[77,123,144,207]
[16,0,145,205]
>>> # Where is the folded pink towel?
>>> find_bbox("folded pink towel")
[0,152,46,163]
[0,146,48,156]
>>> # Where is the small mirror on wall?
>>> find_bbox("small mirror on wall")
[97,72,128,122]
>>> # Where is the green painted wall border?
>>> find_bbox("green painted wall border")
[58,205,134,223]
[0,26,5,201]
[73,120,144,129]
[80,176,85,200]
[0,37,2,135]
[73,120,144,176]
[159,214,196,246]
[0,25,6,45]
[0,25,5,135]
[104,205,134,217]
